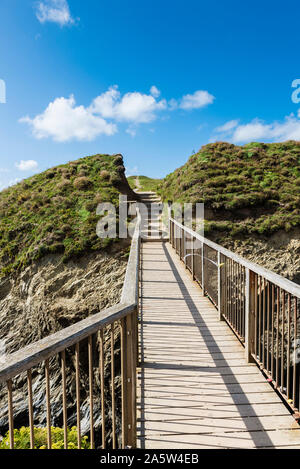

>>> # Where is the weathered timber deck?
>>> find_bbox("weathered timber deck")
[137,241,300,449]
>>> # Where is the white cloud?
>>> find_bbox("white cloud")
[15,160,38,171]
[35,0,75,26]
[150,86,160,98]
[213,114,300,144]
[90,86,167,124]
[20,86,216,142]
[179,90,215,110]
[20,95,117,142]
[126,127,137,137]
[231,115,300,143]
[215,120,239,133]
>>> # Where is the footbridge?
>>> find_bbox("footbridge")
[0,192,299,449]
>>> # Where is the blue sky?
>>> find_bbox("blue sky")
[0,0,300,188]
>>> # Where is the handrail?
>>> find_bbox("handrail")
[0,304,134,384]
[121,210,141,305]
[171,217,300,299]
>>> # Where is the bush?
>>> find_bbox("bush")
[0,426,90,450]
[73,177,92,190]
[113,155,123,166]
[100,170,110,180]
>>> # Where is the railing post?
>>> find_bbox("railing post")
[121,313,136,449]
[218,251,225,321]
[245,268,256,363]
[167,201,172,242]
[191,236,195,280]
[201,242,205,295]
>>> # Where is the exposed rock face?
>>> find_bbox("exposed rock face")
[0,249,129,447]
[215,229,300,285]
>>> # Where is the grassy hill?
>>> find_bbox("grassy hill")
[127,175,162,192]
[0,153,135,277]
[158,141,300,238]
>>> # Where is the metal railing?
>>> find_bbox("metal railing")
[0,216,141,450]
[169,217,300,417]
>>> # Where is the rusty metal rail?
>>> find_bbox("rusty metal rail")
[170,217,300,417]
[0,216,141,450]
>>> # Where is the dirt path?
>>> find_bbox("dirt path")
[135,176,142,191]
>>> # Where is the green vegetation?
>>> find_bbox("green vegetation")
[127,175,162,192]
[0,153,129,277]
[0,426,90,449]
[158,141,300,236]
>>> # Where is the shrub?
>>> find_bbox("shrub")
[73,177,92,190]
[57,179,71,189]
[100,170,110,180]
[110,173,122,185]
[0,426,90,450]
[113,155,123,166]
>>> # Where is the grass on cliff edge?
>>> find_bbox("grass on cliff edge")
[158,141,300,237]
[0,153,129,277]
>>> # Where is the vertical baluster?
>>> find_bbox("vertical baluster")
[230,260,232,324]
[217,251,222,320]
[27,369,34,449]
[258,276,262,363]
[230,259,233,326]
[7,379,14,449]
[172,221,174,248]
[281,291,285,393]
[121,319,126,449]
[100,329,106,449]
[233,262,236,331]
[254,273,258,356]
[191,236,195,280]
[245,269,256,362]
[61,349,68,449]
[237,264,242,336]
[276,287,280,388]
[243,268,246,338]
[75,343,81,449]
[228,259,230,323]
[237,263,240,334]
[293,298,297,406]
[88,336,94,449]
[266,281,270,372]
[224,258,228,320]
[262,278,266,368]
[271,285,275,380]
[287,294,291,400]
[45,359,52,449]
[201,243,205,294]
[111,324,116,449]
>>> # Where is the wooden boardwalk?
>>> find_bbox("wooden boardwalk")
[137,241,300,449]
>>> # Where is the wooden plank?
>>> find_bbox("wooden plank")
[138,429,300,449]
[138,415,298,435]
